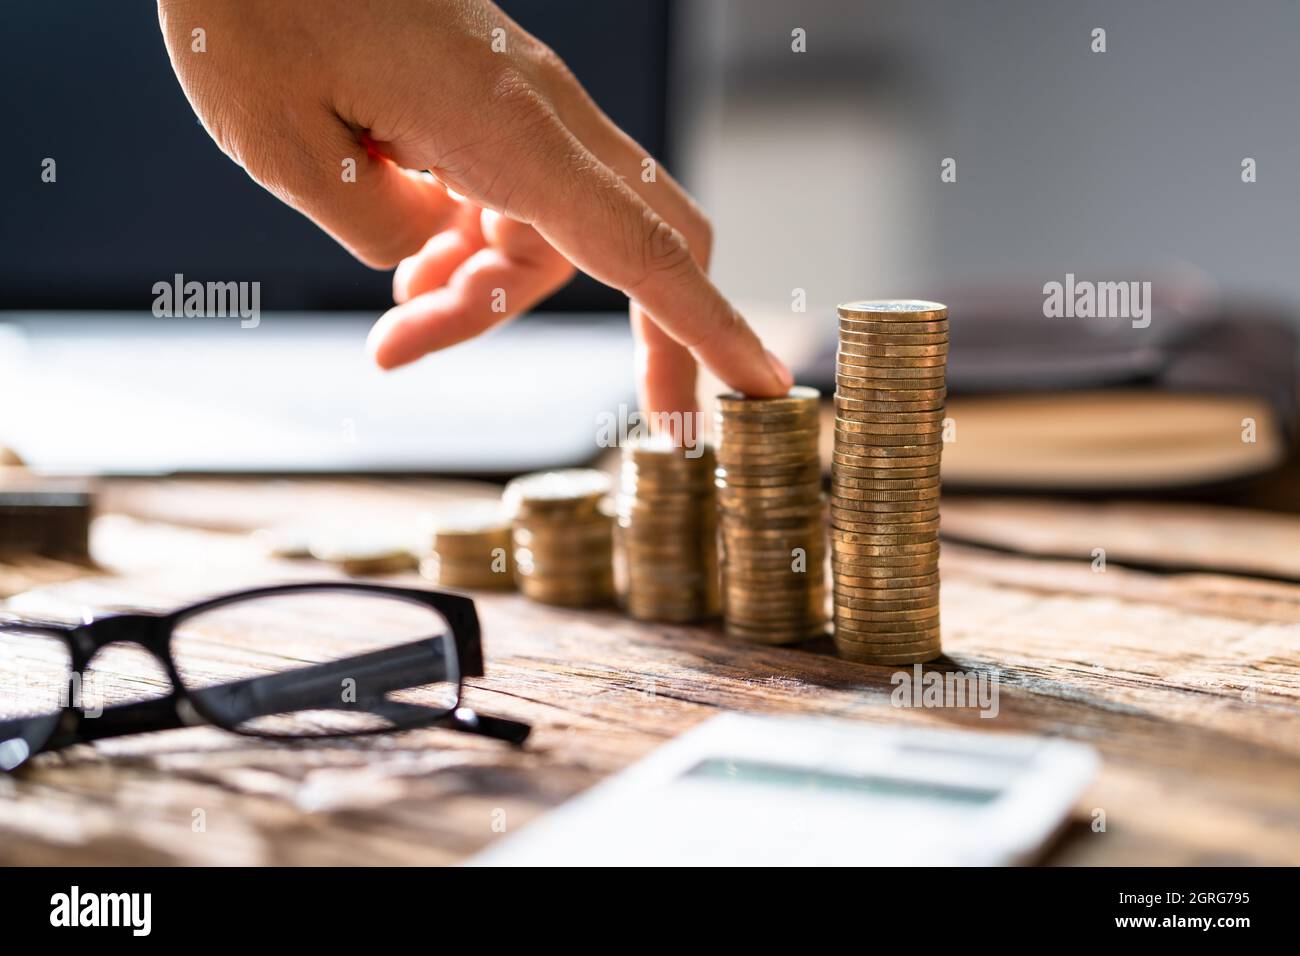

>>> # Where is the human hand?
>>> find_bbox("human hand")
[156,0,793,414]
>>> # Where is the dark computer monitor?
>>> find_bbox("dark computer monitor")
[1,0,672,313]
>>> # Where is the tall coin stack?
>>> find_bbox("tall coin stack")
[615,437,720,622]
[715,386,827,644]
[504,469,616,607]
[832,300,946,664]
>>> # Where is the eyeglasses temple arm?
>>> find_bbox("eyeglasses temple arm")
[441,707,532,745]
[6,637,529,755]
[20,638,450,751]
[0,618,76,639]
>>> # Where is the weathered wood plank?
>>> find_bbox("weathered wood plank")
[1,482,1297,865]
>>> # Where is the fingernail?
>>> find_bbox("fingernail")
[765,350,794,392]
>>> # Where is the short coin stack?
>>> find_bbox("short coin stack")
[715,386,827,644]
[419,504,515,591]
[831,300,947,664]
[504,469,615,607]
[615,437,720,622]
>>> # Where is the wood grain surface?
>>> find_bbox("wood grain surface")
[1,478,1297,865]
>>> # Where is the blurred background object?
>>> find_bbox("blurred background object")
[675,0,1300,312]
[1,0,1297,492]
[0,477,94,561]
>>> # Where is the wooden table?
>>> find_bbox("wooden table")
[2,477,1298,865]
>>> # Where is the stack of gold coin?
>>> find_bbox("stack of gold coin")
[419,504,515,591]
[714,386,827,644]
[504,469,615,607]
[832,300,947,664]
[615,436,719,622]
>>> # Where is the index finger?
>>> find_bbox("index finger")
[436,117,792,399]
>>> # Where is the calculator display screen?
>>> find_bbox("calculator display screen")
[684,758,1003,806]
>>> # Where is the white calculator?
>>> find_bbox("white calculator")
[471,713,1099,866]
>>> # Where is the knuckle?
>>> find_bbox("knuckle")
[528,42,580,93]
[490,68,557,132]
[689,305,741,351]
[637,216,694,280]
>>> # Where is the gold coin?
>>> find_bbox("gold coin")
[834,612,942,633]
[715,430,818,448]
[832,460,941,479]
[834,592,938,611]
[834,392,946,410]
[721,523,826,539]
[834,397,946,415]
[835,646,942,665]
[830,521,940,538]
[835,575,940,592]
[831,513,941,531]
[837,339,949,357]
[833,416,944,434]
[835,603,939,623]
[836,580,939,598]
[834,432,944,451]
[835,380,947,398]
[715,463,821,482]
[833,564,938,581]
[715,435,820,453]
[836,367,947,385]
[834,601,938,618]
[716,385,821,411]
[837,349,948,367]
[832,446,944,463]
[837,354,948,372]
[837,333,950,349]
[724,610,826,628]
[830,556,939,576]
[715,436,819,453]
[831,501,939,519]
[833,639,942,657]
[716,455,820,473]
[504,468,611,511]
[833,447,942,465]
[831,500,941,517]
[831,537,939,555]
[834,434,944,452]
[832,537,939,555]
[837,299,947,320]
[835,373,948,391]
[725,623,828,644]
[834,628,942,645]
[831,504,941,520]
[716,479,820,494]
[837,541,941,556]
[714,406,819,424]
[723,596,825,611]
[830,472,940,489]
[837,354,948,373]
[833,639,942,656]
[831,483,941,501]
[833,547,937,564]
[831,529,939,546]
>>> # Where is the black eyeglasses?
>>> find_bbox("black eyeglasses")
[0,582,530,772]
